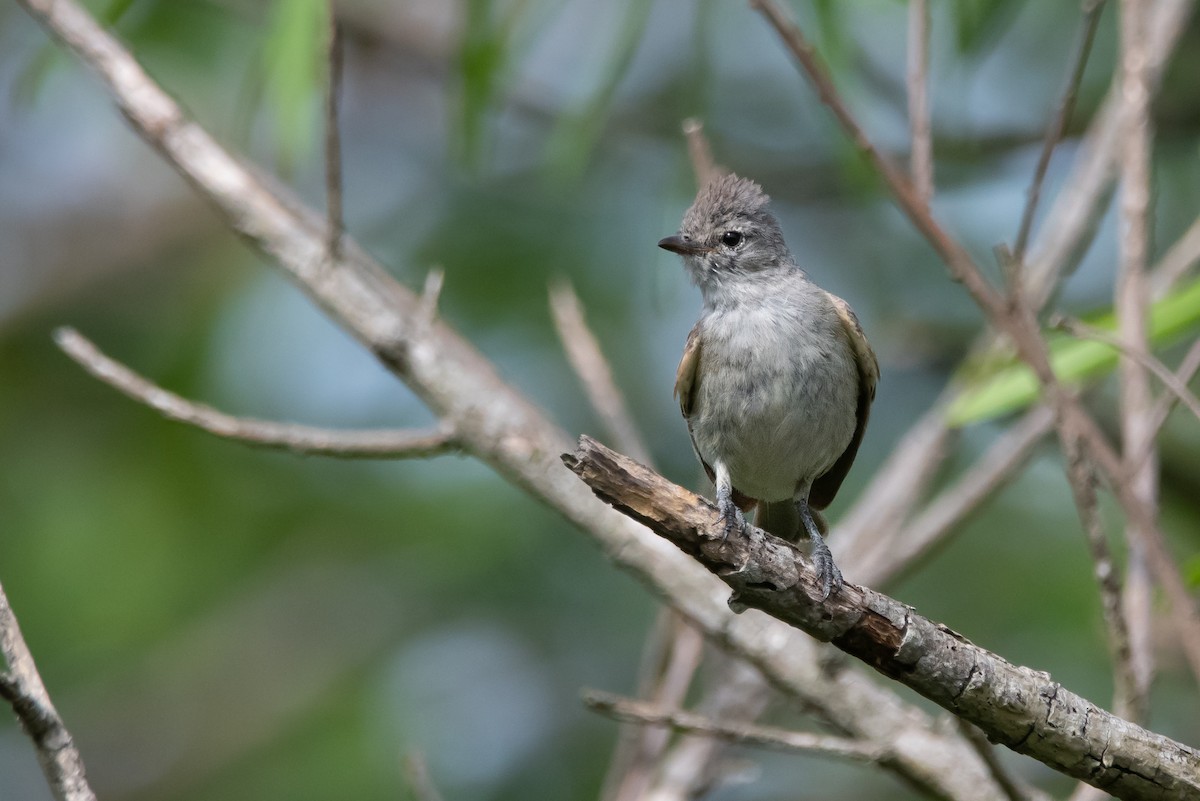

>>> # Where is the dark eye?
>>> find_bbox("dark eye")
[720,230,743,247]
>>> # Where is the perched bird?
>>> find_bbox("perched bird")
[659,173,878,598]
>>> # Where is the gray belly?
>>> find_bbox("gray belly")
[689,313,858,502]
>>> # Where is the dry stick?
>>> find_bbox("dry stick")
[584,690,884,762]
[0,580,97,801]
[1064,428,1140,720]
[1055,317,1200,422]
[1012,0,1107,264]
[54,327,459,459]
[1114,0,1158,724]
[11,2,1057,798]
[549,280,654,467]
[324,7,344,262]
[906,0,933,204]
[565,436,1200,801]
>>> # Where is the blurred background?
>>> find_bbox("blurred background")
[1,0,1199,799]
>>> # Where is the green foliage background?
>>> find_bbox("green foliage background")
[2,1,1199,799]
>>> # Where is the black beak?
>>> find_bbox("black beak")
[658,235,706,256]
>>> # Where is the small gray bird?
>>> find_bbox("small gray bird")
[659,173,878,598]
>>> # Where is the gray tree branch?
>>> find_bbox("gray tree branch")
[0,580,96,801]
[564,435,1200,801]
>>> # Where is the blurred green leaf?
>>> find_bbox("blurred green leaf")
[262,0,327,169]
[947,276,1200,426]
[1186,555,1200,589]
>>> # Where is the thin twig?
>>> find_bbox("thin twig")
[0,580,97,801]
[324,5,345,263]
[906,0,933,204]
[583,690,885,762]
[1062,426,1140,717]
[1115,0,1159,721]
[1054,317,1200,423]
[1012,0,1107,263]
[402,752,446,801]
[549,279,654,467]
[54,327,459,458]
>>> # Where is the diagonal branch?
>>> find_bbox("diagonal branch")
[564,436,1200,801]
[54,327,459,458]
[0,580,96,801]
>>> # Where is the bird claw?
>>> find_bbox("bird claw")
[811,538,844,600]
[717,498,746,542]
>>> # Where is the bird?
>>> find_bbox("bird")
[658,173,878,598]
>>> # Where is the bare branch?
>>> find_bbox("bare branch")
[1115,0,1160,719]
[565,435,1200,801]
[54,327,458,458]
[0,580,96,801]
[324,4,345,262]
[906,0,933,204]
[1012,0,1106,263]
[549,279,654,467]
[1062,430,1141,718]
[584,689,885,762]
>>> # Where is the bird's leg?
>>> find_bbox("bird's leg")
[713,462,746,541]
[796,493,843,599]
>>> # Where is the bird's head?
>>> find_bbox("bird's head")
[658,173,792,294]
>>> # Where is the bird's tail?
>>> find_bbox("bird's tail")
[755,500,828,542]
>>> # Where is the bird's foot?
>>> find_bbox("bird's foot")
[809,533,843,600]
[798,500,843,600]
[717,496,746,542]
